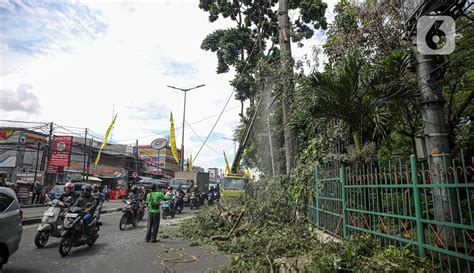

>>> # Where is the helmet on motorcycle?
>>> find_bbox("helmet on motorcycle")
[81,184,92,197]
[131,185,138,194]
[64,182,74,193]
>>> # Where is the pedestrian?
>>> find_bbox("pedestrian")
[34,181,43,204]
[31,181,38,204]
[145,184,167,243]
[104,185,110,201]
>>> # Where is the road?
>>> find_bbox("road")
[3,208,229,273]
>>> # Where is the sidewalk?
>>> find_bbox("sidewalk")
[21,199,126,225]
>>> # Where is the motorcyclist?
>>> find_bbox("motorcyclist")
[165,186,174,197]
[165,186,175,209]
[59,182,78,204]
[207,186,216,204]
[73,184,97,235]
[189,185,201,207]
[176,186,185,198]
[92,184,104,206]
[215,184,221,202]
[127,185,140,217]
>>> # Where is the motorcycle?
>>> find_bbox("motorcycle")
[58,203,102,257]
[207,192,215,206]
[161,200,175,219]
[119,199,139,230]
[175,192,184,213]
[189,192,199,210]
[34,199,71,248]
[137,198,145,220]
[215,190,221,203]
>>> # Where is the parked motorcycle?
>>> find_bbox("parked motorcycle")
[189,192,199,210]
[161,200,175,219]
[175,192,184,213]
[119,199,139,230]
[34,199,70,248]
[58,204,102,256]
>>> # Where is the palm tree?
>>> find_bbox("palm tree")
[296,50,418,153]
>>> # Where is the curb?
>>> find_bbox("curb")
[22,207,124,226]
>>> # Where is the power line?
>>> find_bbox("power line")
[114,104,241,143]
[185,120,221,155]
[193,43,258,163]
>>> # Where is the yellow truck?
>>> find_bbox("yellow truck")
[221,173,248,198]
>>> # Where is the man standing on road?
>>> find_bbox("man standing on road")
[145,184,167,243]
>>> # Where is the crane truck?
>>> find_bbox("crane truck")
[221,100,262,198]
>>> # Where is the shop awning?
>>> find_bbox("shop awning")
[82,176,103,183]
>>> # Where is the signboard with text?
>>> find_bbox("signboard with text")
[50,136,73,167]
[16,172,44,183]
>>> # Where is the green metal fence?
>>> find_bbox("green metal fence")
[308,152,474,272]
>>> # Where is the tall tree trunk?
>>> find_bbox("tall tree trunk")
[352,131,362,153]
[278,0,297,174]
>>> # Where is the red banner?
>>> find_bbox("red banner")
[50,136,73,167]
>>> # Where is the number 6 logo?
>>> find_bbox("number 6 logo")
[417,16,456,55]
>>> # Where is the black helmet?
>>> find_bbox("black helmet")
[81,184,92,197]
[131,185,138,194]
[168,186,173,191]
[92,184,99,193]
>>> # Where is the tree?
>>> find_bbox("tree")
[324,0,405,67]
[295,50,418,154]
[199,0,327,174]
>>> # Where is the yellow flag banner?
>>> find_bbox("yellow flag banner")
[169,112,180,164]
[188,154,193,172]
[223,150,231,175]
[94,114,117,170]
[245,167,251,177]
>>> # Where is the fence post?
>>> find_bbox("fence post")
[315,165,320,226]
[340,165,348,238]
[410,155,426,257]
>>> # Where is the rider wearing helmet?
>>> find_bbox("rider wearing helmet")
[73,184,97,235]
[127,185,140,216]
[165,186,174,197]
[59,182,78,204]
[92,184,105,206]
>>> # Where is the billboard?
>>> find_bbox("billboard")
[50,136,73,167]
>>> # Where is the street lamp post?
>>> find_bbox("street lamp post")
[167,84,205,171]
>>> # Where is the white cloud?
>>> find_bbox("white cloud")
[0,0,337,170]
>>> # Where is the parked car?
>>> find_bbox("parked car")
[49,184,65,200]
[0,187,23,270]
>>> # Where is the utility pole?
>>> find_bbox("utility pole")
[167,84,205,171]
[83,128,88,176]
[405,0,466,247]
[134,140,138,184]
[43,122,54,186]
[86,137,93,182]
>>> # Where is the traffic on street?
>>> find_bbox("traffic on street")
[3,205,228,273]
[1,0,473,272]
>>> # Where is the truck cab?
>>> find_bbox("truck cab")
[221,174,248,198]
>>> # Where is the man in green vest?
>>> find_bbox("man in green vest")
[145,184,168,243]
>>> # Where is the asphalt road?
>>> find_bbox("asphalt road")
[3,208,229,273]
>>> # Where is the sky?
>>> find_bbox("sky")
[0,0,337,170]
